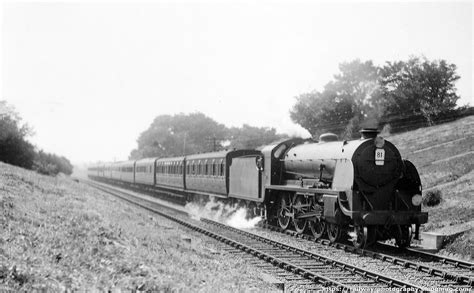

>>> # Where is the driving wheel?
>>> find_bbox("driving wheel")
[277,193,291,230]
[292,195,308,234]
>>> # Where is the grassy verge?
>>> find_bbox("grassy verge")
[0,162,275,291]
[386,116,473,259]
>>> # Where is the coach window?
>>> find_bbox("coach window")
[219,160,224,177]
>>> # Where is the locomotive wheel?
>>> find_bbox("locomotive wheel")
[277,193,291,230]
[395,225,411,248]
[327,223,342,243]
[308,218,326,239]
[352,225,376,249]
[292,195,308,234]
[308,198,325,239]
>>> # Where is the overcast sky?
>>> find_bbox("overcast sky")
[2,1,473,164]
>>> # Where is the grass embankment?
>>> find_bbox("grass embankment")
[386,115,473,258]
[0,162,273,291]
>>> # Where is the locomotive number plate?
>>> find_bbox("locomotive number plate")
[375,149,385,165]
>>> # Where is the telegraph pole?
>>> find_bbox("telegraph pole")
[183,133,187,155]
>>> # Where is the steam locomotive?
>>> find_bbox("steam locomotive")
[88,129,427,248]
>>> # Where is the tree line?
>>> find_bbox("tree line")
[290,56,465,138]
[129,112,287,159]
[131,56,468,159]
[0,101,73,175]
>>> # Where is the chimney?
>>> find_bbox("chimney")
[360,128,380,139]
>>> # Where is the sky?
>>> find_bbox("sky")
[2,1,473,164]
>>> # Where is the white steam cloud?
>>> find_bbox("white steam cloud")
[185,197,262,229]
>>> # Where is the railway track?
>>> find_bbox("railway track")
[88,179,474,290]
[86,180,428,291]
[260,223,474,289]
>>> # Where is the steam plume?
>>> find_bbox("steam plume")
[185,197,262,229]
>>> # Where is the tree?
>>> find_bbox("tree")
[0,101,36,168]
[380,57,460,124]
[130,113,228,159]
[291,57,461,137]
[0,101,74,175]
[290,60,381,138]
[35,150,74,175]
[130,113,290,159]
[228,124,287,150]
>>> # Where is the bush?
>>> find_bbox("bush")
[423,189,442,207]
[34,150,73,176]
[1,101,74,175]
[0,102,36,169]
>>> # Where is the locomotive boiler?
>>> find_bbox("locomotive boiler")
[262,129,427,248]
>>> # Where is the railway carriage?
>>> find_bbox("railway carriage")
[110,162,122,181]
[185,150,260,197]
[155,156,185,190]
[117,161,135,183]
[103,162,113,179]
[135,157,158,185]
[87,164,100,179]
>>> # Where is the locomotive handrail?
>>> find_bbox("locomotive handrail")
[265,184,342,195]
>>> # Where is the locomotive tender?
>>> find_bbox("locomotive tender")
[88,129,427,248]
